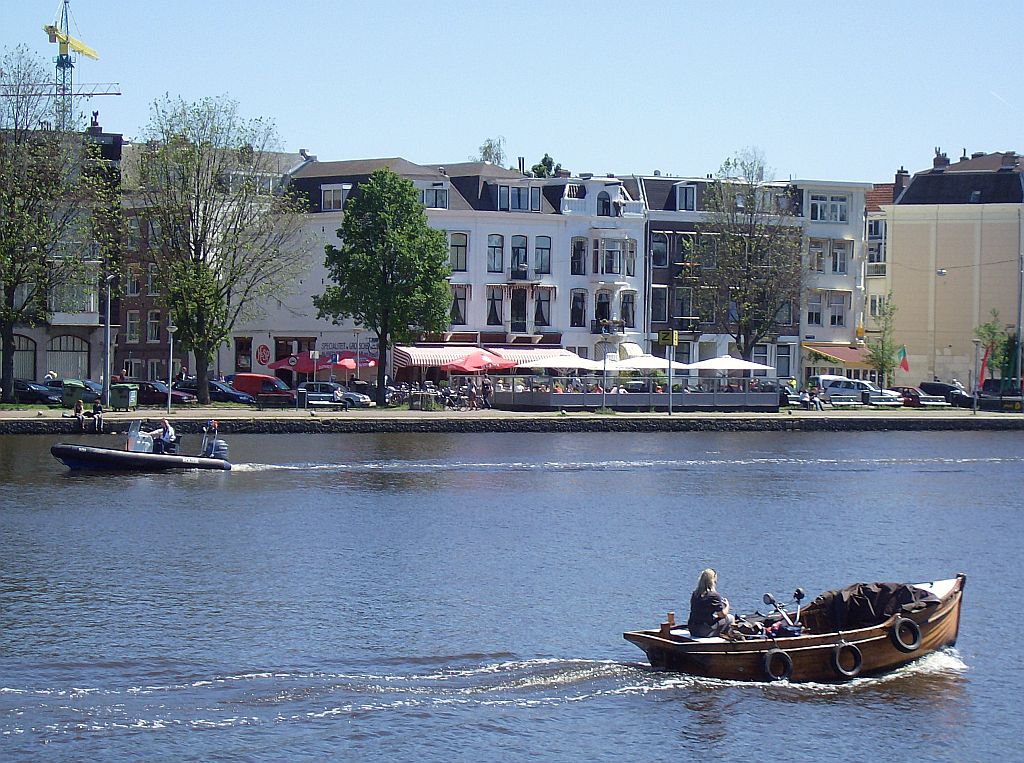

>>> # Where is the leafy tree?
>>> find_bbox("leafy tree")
[314,168,451,404]
[0,45,119,403]
[474,136,506,166]
[693,148,803,361]
[865,292,898,386]
[530,153,562,178]
[126,94,307,403]
[974,309,1008,389]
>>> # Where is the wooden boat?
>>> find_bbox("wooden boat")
[51,420,231,472]
[624,574,965,682]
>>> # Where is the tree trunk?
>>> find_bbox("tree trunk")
[375,331,388,406]
[0,320,15,404]
[194,348,212,405]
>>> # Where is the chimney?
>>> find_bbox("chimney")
[971,151,986,159]
[653,169,661,176]
[999,151,1018,171]
[894,166,910,198]
[518,156,525,174]
[932,148,949,171]
[86,110,101,135]
[556,169,571,178]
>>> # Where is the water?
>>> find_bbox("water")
[1,430,1022,761]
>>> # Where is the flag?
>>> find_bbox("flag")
[979,345,991,388]
[897,345,909,373]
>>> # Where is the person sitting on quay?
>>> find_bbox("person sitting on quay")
[73,398,85,430]
[91,399,104,433]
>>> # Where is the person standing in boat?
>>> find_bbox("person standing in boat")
[687,568,734,638]
[149,419,176,454]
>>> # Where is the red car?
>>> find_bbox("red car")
[131,380,197,406]
[890,386,949,408]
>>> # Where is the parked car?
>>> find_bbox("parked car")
[173,378,255,404]
[918,381,973,407]
[130,380,197,406]
[890,385,950,408]
[42,378,101,403]
[230,372,296,404]
[298,381,374,409]
[14,379,62,405]
[810,376,903,405]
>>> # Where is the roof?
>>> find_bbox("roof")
[865,184,896,212]
[291,157,439,181]
[897,151,1023,205]
[423,161,525,180]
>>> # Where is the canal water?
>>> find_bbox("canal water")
[1,430,1022,761]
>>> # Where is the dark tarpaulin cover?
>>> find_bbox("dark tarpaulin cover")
[803,582,940,631]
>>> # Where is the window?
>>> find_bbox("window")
[498,185,510,211]
[807,293,822,326]
[534,289,551,327]
[486,286,503,325]
[869,294,886,318]
[534,236,551,274]
[625,239,636,277]
[776,345,792,378]
[124,358,142,379]
[449,232,467,271]
[128,217,142,249]
[510,289,528,332]
[126,269,140,296]
[650,285,668,323]
[752,344,769,377]
[147,310,161,342]
[673,287,693,320]
[147,359,161,381]
[322,184,350,211]
[621,292,636,328]
[511,235,528,274]
[677,184,696,211]
[867,219,884,239]
[571,237,587,275]
[530,186,541,212]
[509,187,530,211]
[597,191,612,216]
[602,240,622,275]
[699,236,717,270]
[450,285,468,325]
[487,234,504,272]
[829,293,847,326]
[808,239,826,272]
[595,290,611,322]
[651,233,668,268]
[809,193,849,222]
[235,337,252,371]
[422,187,448,209]
[147,263,159,295]
[831,241,850,274]
[699,289,717,324]
[867,242,886,276]
[570,289,588,327]
[678,234,696,265]
[126,310,140,343]
[775,300,794,325]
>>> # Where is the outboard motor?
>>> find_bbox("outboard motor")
[200,421,229,461]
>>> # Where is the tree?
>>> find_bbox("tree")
[865,292,899,386]
[693,149,803,361]
[126,94,308,403]
[314,168,451,404]
[474,136,506,166]
[1,45,116,403]
[530,153,562,178]
[974,309,1017,392]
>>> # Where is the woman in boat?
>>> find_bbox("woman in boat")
[687,568,734,638]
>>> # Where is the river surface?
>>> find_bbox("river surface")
[1,430,1022,761]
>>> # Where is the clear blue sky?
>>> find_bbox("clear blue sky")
[4,1,1021,183]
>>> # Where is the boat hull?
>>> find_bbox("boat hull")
[624,575,964,682]
[51,443,231,472]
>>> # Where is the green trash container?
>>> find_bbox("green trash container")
[110,383,139,412]
[61,379,88,408]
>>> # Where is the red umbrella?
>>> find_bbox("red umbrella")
[267,351,321,374]
[439,350,517,373]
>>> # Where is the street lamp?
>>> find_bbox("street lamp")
[103,273,115,407]
[972,338,981,415]
[166,321,177,414]
[353,326,362,385]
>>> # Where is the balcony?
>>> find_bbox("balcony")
[508,265,542,282]
[866,263,887,277]
[591,318,626,335]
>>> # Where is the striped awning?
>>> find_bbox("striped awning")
[802,342,871,368]
[392,345,475,368]
[487,347,573,365]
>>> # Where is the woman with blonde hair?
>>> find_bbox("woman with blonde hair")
[687,568,734,638]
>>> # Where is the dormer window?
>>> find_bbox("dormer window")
[676,184,696,211]
[498,185,541,212]
[422,186,448,209]
[597,191,612,216]
[322,184,351,211]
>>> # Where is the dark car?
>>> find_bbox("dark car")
[42,378,101,403]
[173,378,255,404]
[918,381,973,408]
[14,379,62,405]
[131,380,197,406]
[890,385,950,408]
[298,381,373,409]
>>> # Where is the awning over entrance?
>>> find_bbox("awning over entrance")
[393,345,474,368]
[802,342,871,368]
[487,347,574,365]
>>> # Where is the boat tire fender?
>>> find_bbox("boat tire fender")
[831,642,863,678]
[763,648,793,681]
[891,617,922,653]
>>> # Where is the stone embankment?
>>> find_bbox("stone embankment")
[2,407,1024,435]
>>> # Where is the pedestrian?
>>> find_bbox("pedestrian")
[467,381,478,409]
[91,399,104,432]
[481,375,493,409]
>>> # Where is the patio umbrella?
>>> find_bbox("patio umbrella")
[439,350,517,373]
[616,354,690,371]
[267,351,322,374]
[683,354,776,372]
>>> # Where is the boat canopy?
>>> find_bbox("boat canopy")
[801,582,941,631]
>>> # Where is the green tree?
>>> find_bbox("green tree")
[865,292,898,386]
[0,45,119,403]
[694,148,804,361]
[530,153,562,178]
[474,136,506,166]
[126,94,307,403]
[314,168,451,404]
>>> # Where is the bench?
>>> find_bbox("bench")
[256,394,294,410]
[828,396,864,408]
[306,399,348,411]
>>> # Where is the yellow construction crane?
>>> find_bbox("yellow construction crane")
[42,0,107,130]
[43,22,100,62]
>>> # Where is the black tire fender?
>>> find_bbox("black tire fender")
[831,641,863,678]
[763,648,793,681]
[891,617,922,653]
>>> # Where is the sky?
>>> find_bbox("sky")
[3,1,1021,184]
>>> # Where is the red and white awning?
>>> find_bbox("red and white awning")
[393,345,475,368]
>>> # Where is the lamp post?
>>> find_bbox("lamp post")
[103,273,115,407]
[353,327,362,385]
[972,338,981,415]
[166,321,177,415]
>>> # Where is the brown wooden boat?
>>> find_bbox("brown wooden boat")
[624,574,965,682]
